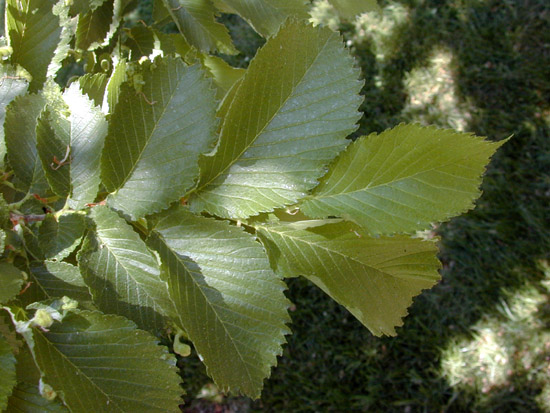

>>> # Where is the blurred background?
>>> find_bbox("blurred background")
[134,0,550,411]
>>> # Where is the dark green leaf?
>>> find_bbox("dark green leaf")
[30,261,92,303]
[38,212,86,261]
[0,261,25,304]
[0,333,16,410]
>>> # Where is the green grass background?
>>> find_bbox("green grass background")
[157,1,550,411]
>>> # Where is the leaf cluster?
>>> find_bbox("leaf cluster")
[0,0,504,410]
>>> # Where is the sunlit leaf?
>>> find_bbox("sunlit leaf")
[257,220,441,336]
[300,124,505,234]
[189,20,363,219]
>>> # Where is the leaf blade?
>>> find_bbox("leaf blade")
[189,20,363,219]
[0,333,16,410]
[300,124,505,234]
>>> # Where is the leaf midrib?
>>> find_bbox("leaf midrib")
[195,30,335,194]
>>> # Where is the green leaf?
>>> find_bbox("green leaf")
[219,0,309,37]
[0,261,25,304]
[101,57,218,219]
[78,206,174,333]
[148,207,290,398]
[6,0,63,91]
[75,0,113,50]
[79,72,109,107]
[28,309,182,412]
[30,261,92,303]
[189,20,363,219]
[0,65,29,168]
[256,220,441,336]
[161,0,238,55]
[300,124,505,235]
[328,0,380,19]
[5,93,50,195]
[152,0,172,25]
[6,382,69,412]
[201,54,245,100]
[0,333,16,410]
[38,212,86,261]
[124,26,155,61]
[69,0,106,16]
[106,58,127,112]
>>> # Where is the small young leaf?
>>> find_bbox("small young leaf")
[0,261,25,304]
[162,0,238,55]
[38,212,86,261]
[101,57,218,219]
[257,220,441,336]
[0,65,29,168]
[27,309,182,412]
[148,207,290,398]
[78,206,175,333]
[219,0,309,37]
[5,93,50,195]
[6,0,63,91]
[189,20,363,219]
[0,333,16,410]
[30,261,92,303]
[300,124,505,235]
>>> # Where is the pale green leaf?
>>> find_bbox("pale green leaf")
[162,0,238,55]
[0,261,25,303]
[201,54,245,100]
[5,93,51,195]
[300,124,506,235]
[30,261,92,303]
[105,58,126,112]
[78,206,174,333]
[328,0,380,19]
[78,72,108,107]
[0,333,16,410]
[48,2,76,82]
[102,57,218,219]
[28,309,182,412]
[0,65,29,168]
[6,0,63,91]
[189,20,363,219]
[6,382,69,412]
[38,212,86,261]
[256,220,441,336]
[219,0,309,37]
[148,207,290,398]
[0,230,6,252]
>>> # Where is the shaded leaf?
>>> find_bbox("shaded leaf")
[105,58,126,112]
[38,212,86,261]
[28,309,182,412]
[201,54,245,100]
[219,0,309,37]
[0,332,16,410]
[0,260,25,304]
[78,72,109,107]
[300,124,505,234]
[162,0,238,55]
[78,206,174,333]
[5,93,50,195]
[124,26,155,60]
[189,20,363,219]
[256,220,441,336]
[75,0,113,50]
[102,57,218,219]
[30,261,92,303]
[148,207,290,398]
[6,382,69,412]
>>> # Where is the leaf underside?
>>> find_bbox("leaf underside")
[148,207,290,398]
[257,220,441,336]
[190,20,363,219]
[300,124,505,235]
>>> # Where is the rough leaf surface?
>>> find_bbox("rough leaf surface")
[257,220,441,336]
[38,212,86,261]
[30,261,92,303]
[101,57,218,219]
[190,20,363,219]
[148,207,290,398]
[78,206,174,333]
[29,310,182,412]
[300,124,505,234]
[0,260,25,304]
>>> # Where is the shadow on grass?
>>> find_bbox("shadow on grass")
[253,1,550,412]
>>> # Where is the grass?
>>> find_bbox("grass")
[172,1,550,411]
